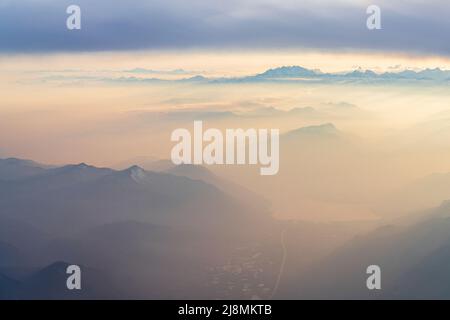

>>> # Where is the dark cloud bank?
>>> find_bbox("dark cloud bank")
[0,0,449,55]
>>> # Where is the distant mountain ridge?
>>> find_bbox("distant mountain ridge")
[180,66,450,83]
[247,66,450,82]
[278,201,450,299]
[0,157,51,181]
[255,66,318,78]
[284,123,339,137]
[61,65,450,85]
[0,158,269,236]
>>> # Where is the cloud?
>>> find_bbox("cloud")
[1,0,448,55]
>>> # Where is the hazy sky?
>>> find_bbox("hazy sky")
[0,0,449,56]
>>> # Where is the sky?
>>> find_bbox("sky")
[0,0,449,56]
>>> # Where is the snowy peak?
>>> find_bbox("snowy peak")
[257,66,318,78]
[248,66,450,82]
[125,165,148,183]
